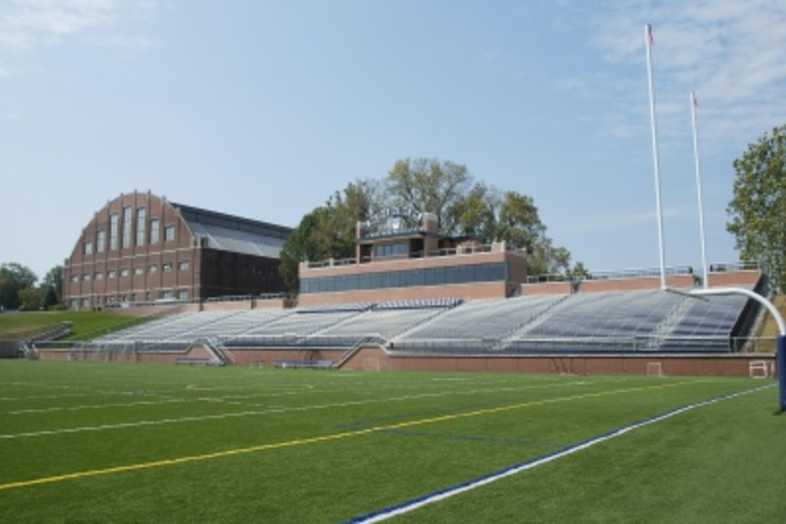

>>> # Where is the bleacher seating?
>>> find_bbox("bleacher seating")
[505,290,686,353]
[84,288,756,355]
[657,293,750,352]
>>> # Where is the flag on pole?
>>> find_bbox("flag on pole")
[646,24,654,45]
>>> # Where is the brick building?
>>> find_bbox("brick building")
[64,192,291,309]
[298,212,528,305]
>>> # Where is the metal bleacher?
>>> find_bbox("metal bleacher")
[657,293,751,352]
[224,304,374,348]
[84,286,756,356]
[301,298,463,348]
[392,295,565,353]
[393,289,755,355]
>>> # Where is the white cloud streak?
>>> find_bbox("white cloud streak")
[0,0,157,62]
[567,0,786,145]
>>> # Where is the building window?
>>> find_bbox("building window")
[71,275,80,283]
[164,225,176,242]
[83,273,91,281]
[299,262,508,294]
[122,207,133,248]
[179,261,189,271]
[95,273,104,280]
[150,219,160,244]
[160,289,174,299]
[84,241,93,255]
[178,289,189,300]
[163,263,173,272]
[82,298,90,308]
[136,208,146,246]
[373,242,408,258]
[97,230,106,253]
[108,270,117,279]
[110,214,119,250]
[149,265,158,274]
[134,268,144,276]
[120,269,130,277]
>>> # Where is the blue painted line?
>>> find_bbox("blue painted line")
[344,383,775,524]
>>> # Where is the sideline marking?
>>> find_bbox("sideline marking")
[8,398,195,415]
[0,380,592,439]
[345,383,775,523]
[0,380,700,492]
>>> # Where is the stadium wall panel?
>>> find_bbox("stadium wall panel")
[520,282,572,295]
[35,344,776,377]
[296,281,508,306]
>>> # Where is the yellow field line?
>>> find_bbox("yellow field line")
[0,380,704,492]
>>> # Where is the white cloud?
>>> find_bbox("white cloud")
[567,1,786,145]
[0,0,157,62]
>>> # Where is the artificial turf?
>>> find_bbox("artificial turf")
[0,361,782,523]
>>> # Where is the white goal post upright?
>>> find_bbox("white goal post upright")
[690,91,709,289]
[641,24,786,411]
[644,24,668,290]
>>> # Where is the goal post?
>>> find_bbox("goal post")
[688,287,786,412]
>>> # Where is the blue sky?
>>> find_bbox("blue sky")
[2,0,785,279]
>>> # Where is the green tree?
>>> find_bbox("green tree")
[18,287,44,311]
[280,159,575,295]
[569,261,590,281]
[727,125,786,292]
[0,262,37,310]
[278,181,377,294]
[386,158,471,232]
[42,265,63,306]
[496,191,547,252]
[449,183,500,242]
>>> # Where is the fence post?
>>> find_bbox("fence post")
[778,335,786,413]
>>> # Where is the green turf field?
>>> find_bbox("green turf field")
[0,311,150,341]
[0,361,783,523]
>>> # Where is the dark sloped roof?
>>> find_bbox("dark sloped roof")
[171,202,292,259]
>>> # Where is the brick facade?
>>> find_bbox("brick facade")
[63,191,290,309]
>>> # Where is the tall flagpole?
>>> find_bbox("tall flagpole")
[644,24,667,290]
[690,91,709,289]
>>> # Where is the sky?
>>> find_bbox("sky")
[2,0,785,279]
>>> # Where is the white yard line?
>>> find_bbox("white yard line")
[0,380,596,440]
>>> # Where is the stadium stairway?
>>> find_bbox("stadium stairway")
[644,297,695,351]
[493,294,572,350]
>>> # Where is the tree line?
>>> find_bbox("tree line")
[0,263,63,311]
[279,157,587,294]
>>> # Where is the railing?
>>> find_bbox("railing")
[709,261,760,273]
[306,244,500,270]
[524,261,761,285]
[525,273,570,284]
[205,294,256,303]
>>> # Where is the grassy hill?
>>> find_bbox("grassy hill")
[0,311,151,341]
